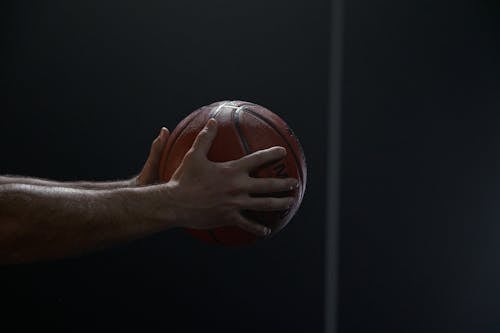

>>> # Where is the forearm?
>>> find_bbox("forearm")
[0,175,137,190]
[0,183,175,264]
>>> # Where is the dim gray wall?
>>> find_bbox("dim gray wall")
[338,0,500,332]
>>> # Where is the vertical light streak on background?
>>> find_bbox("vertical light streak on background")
[326,0,343,331]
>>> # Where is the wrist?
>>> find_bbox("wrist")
[117,184,180,231]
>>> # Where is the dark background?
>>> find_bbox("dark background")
[0,0,328,332]
[1,0,500,332]
[339,0,500,332]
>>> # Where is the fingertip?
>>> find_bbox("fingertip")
[252,226,270,238]
[237,215,271,238]
[160,127,170,141]
[276,146,287,156]
[256,224,272,237]
[191,119,218,155]
[207,118,218,128]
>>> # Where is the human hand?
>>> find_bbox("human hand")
[135,127,170,186]
[163,118,298,237]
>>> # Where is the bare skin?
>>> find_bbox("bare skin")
[0,119,297,264]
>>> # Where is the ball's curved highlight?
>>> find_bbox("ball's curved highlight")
[159,100,307,245]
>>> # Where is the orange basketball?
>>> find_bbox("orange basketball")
[159,100,307,245]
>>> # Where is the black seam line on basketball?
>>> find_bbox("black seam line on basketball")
[237,102,256,108]
[242,108,304,186]
[162,108,204,174]
[234,106,251,154]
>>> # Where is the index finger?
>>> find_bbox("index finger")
[232,146,287,172]
[190,118,218,157]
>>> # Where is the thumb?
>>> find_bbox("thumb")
[159,127,170,143]
[137,126,171,186]
[190,118,218,157]
[149,127,170,158]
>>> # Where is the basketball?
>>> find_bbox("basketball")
[158,100,307,245]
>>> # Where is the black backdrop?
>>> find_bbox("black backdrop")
[2,0,500,332]
[0,1,328,332]
[339,0,500,332]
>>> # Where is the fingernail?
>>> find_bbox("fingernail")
[278,147,287,156]
[204,120,212,131]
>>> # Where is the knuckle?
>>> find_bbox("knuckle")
[227,195,244,209]
[221,162,237,173]
[223,160,238,172]
[219,163,239,180]
[260,198,271,207]
[199,127,211,136]
[183,149,197,161]
[195,132,207,143]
